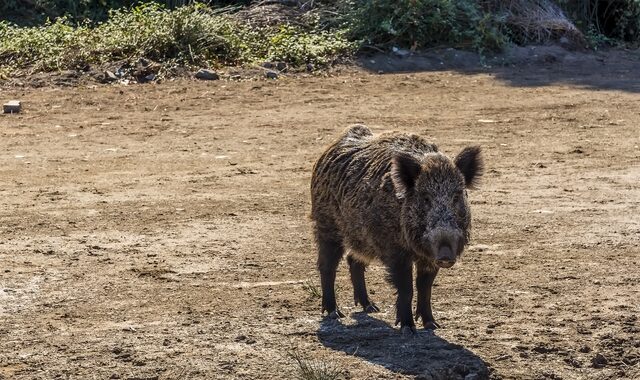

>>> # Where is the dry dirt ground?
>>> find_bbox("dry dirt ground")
[1,55,639,380]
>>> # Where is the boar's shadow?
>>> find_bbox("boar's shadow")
[317,313,489,380]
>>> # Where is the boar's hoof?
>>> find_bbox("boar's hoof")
[423,320,440,330]
[327,310,345,319]
[401,325,418,336]
[415,311,441,329]
[415,314,440,329]
[364,303,380,313]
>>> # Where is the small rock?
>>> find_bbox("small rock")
[266,71,278,80]
[262,62,275,69]
[533,344,557,354]
[392,46,411,58]
[144,73,156,82]
[306,63,314,72]
[103,71,118,82]
[564,357,582,368]
[3,100,21,114]
[579,345,591,353]
[275,62,287,71]
[591,353,607,368]
[469,244,490,252]
[195,69,219,81]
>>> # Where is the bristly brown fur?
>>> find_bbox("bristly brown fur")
[310,124,483,331]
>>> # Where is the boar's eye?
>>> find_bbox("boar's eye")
[452,192,463,204]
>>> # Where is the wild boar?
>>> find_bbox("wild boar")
[311,125,483,333]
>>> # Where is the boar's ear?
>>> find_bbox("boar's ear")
[391,153,422,199]
[455,146,483,189]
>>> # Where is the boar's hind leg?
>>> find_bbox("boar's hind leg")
[388,257,416,334]
[416,266,440,330]
[317,235,345,318]
[347,255,380,313]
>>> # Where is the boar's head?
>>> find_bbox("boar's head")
[391,146,483,268]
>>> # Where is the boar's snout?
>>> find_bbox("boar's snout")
[430,228,463,268]
[435,244,456,268]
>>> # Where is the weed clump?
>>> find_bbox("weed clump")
[2,0,640,76]
[0,2,355,75]
[289,351,341,380]
[337,0,507,51]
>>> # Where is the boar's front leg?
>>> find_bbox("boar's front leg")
[388,255,416,334]
[317,235,345,318]
[415,266,440,330]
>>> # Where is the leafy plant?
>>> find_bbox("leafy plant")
[267,25,355,66]
[0,2,353,74]
[333,0,506,51]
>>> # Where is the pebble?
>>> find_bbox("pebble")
[266,71,278,80]
[392,46,411,58]
[103,71,118,82]
[579,345,591,353]
[195,69,219,80]
[591,353,607,368]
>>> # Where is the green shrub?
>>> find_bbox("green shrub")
[3,0,640,76]
[335,0,506,51]
[267,25,355,66]
[558,0,640,45]
[0,2,354,74]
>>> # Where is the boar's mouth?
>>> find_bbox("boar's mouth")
[434,244,456,268]
[420,228,465,269]
[435,260,455,268]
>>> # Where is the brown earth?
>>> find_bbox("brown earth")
[0,55,639,380]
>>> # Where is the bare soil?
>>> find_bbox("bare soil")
[0,55,639,380]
